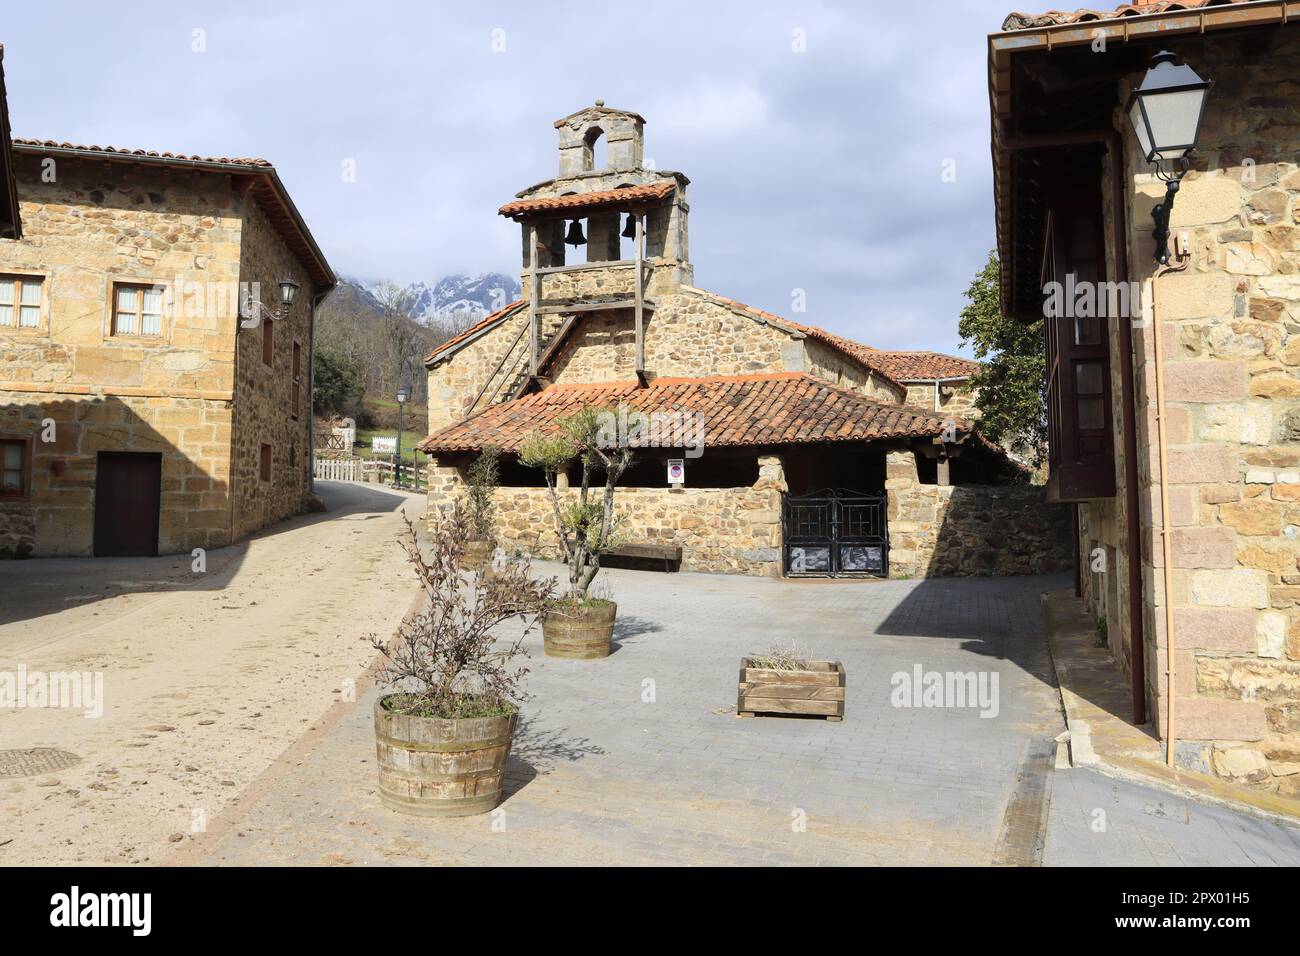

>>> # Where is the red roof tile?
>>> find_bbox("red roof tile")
[860,351,980,382]
[12,137,271,167]
[424,299,526,363]
[1002,0,1249,31]
[417,372,973,455]
[499,181,675,219]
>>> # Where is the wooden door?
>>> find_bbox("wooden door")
[93,452,162,556]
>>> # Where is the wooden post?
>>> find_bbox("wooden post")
[528,224,539,376]
[634,212,645,377]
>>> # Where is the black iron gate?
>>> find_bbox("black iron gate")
[782,488,888,577]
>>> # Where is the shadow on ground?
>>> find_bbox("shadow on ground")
[0,481,412,628]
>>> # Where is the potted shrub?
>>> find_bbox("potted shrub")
[462,445,501,568]
[737,642,845,721]
[369,506,554,817]
[518,406,631,659]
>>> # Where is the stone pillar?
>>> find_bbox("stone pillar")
[426,458,464,522]
[885,449,922,578]
[586,212,620,262]
[749,455,787,575]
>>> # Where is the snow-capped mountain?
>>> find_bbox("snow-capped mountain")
[341,272,521,326]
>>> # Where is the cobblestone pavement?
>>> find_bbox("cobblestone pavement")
[189,566,1300,866]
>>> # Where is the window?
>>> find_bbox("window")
[291,341,302,420]
[262,318,274,367]
[1,438,29,497]
[112,283,164,336]
[0,275,43,329]
[259,443,272,482]
[1041,203,1115,503]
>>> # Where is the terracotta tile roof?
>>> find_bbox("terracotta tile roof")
[417,372,972,455]
[859,351,980,382]
[499,181,675,219]
[424,299,526,364]
[10,138,332,288]
[12,137,271,166]
[1002,0,1249,31]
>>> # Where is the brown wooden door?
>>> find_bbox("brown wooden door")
[93,452,162,557]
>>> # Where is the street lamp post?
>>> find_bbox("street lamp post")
[395,383,410,488]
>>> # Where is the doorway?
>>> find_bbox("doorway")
[93,452,162,556]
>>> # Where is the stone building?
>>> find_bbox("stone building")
[989,0,1300,791]
[419,103,1070,579]
[0,53,335,557]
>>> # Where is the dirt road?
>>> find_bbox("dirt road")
[0,481,424,865]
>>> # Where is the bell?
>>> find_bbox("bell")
[621,213,637,239]
[564,219,587,246]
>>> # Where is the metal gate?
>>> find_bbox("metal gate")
[782,488,888,578]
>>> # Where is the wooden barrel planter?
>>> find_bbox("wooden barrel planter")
[462,537,494,570]
[737,659,845,721]
[542,601,617,659]
[373,698,517,817]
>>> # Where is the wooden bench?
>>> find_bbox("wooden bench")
[603,543,683,572]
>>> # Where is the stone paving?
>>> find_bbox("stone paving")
[1046,766,1300,866]
[190,565,1300,866]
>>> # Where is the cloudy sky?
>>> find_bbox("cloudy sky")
[3,0,1018,353]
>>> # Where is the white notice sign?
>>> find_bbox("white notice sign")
[667,459,685,485]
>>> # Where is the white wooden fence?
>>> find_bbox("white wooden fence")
[313,455,423,489]
[314,458,359,482]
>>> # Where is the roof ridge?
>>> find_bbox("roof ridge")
[12,138,272,167]
[678,287,907,391]
[424,298,527,363]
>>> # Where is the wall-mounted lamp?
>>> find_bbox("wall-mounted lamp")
[1126,51,1212,264]
[239,276,302,329]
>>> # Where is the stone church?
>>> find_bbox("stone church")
[419,103,1068,579]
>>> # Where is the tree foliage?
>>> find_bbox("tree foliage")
[465,446,502,539]
[312,346,365,417]
[957,251,1047,466]
[370,508,555,719]
[518,406,632,602]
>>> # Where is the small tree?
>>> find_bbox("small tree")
[517,406,632,603]
[957,250,1048,466]
[370,507,555,718]
[465,446,502,540]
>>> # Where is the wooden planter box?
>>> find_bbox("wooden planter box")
[737,659,845,721]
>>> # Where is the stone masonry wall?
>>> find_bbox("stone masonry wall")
[803,339,907,404]
[901,381,980,418]
[885,450,1071,578]
[229,197,318,542]
[0,393,234,556]
[0,155,243,556]
[428,454,786,576]
[1113,30,1300,794]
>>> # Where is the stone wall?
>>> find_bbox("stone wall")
[901,381,980,418]
[429,454,786,575]
[885,450,1071,578]
[0,393,234,556]
[1069,29,1300,794]
[0,153,321,556]
[230,197,318,541]
[804,339,907,404]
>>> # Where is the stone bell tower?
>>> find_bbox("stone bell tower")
[556,100,646,175]
[498,102,694,383]
[504,101,692,288]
